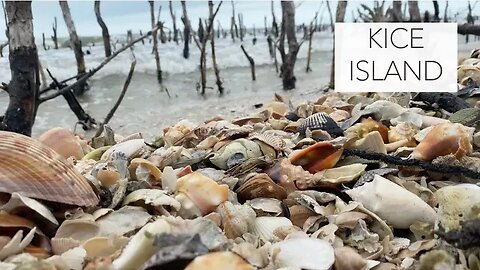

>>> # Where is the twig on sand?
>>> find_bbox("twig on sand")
[39,25,158,102]
[94,50,137,138]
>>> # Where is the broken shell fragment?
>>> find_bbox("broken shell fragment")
[348,131,387,154]
[319,164,367,184]
[123,189,181,212]
[288,142,343,173]
[411,123,473,161]
[347,117,389,143]
[271,237,335,270]
[128,158,162,182]
[250,216,292,242]
[0,131,99,207]
[175,172,229,216]
[96,167,120,187]
[216,201,256,239]
[345,175,436,229]
[101,138,146,161]
[435,184,480,231]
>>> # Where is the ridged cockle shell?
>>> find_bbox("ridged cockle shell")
[38,127,88,160]
[0,131,99,207]
[175,172,229,216]
[288,142,343,174]
[411,123,473,161]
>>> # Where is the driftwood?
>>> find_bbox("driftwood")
[240,44,255,81]
[95,51,136,137]
[39,25,159,102]
[60,1,87,95]
[149,0,162,83]
[94,0,112,57]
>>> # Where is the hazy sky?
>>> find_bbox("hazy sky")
[0,1,477,39]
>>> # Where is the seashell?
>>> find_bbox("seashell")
[210,139,262,170]
[232,115,264,126]
[297,112,344,137]
[163,119,196,146]
[231,242,269,268]
[82,146,111,161]
[0,192,58,227]
[216,201,256,239]
[435,184,480,231]
[54,218,99,244]
[449,107,480,128]
[112,219,172,270]
[175,172,229,216]
[334,247,368,270]
[45,246,87,270]
[417,250,455,270]
[161,166,177,193]
[250,216,292,242]
[248,198,283,216]
[348,131,387,154]
[197,135,220,150]
[0,226,37,260]
[273,225,302,240]
[271,238,335,270]
[38,127,86,160]
[96,206,151,237]
[96,166,120,187]
[458,65,480,85]
[346,117,389,143]
[333,211,370,229]
[185,251,255,270]
[268,118,289,130]
[411,123,473,161]
[288,142,343,174]
[123,189,181,211]
[318,164,367,184]
[388,122,418,144]
[283,121,300,132]
[266,101,288,118]
[329,109,350,122]
[345,175,436,229]
[0,131,99,207]
[289,205,316,228]
[128,158,162,182]
[51,237,81,255]
[101,139,146,161]
[236,173,287,201]
[82,236,129,258]
[250,133,285,151]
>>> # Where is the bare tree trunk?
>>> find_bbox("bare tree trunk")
[180,0,191,59]
[241,44,255,81]
[279,1,299,90]
[59,0,86,95]
[140,30,145,44]
[1,1,39,136]
[264,16,268,36]
[200,1,222,95]
[231,0,239,38]
[42,33,48,50]
[94,0,112,57]
[51,16,58,49]
[408,1,421,22]
[326,0,334,32]
[198,18,205,43]
[238,13,244,41]
[306,22,314,72]
[149,0,162,83]
[329,1,347,89]
[267,35,274,58]
[391,1,403,22]
[433,1,440,22]
[169,0,178,44]
[209,1,223,94]
[271,0,278,37]
[444,1,449,22]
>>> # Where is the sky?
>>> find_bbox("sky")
[0,1,478,40]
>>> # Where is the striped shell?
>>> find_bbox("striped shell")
[0,131,99,207]
[297,112,344,137]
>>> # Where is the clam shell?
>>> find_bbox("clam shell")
[346,175,436,229]
[185,251,255,270]
[236,173,287,201]
[251,216,292,242]
[38,127,86,159]
[96,206,151,237]
[0,131,98,207]
[297,112,344,136]
[0,192,58,226]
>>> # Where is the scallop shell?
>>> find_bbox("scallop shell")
[250,216,293,242]
[411,123,473,161]
[297,112,344,137]
[0,131,99,207]
[185,251,255,270]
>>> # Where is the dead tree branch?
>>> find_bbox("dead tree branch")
[169,0,178,44]
[39,25,159,102]
[241,44,255,81]
[149,0,162,83]
[180,0,191,59]
[94,0,112,57]
[209,1,224,94]
[51,16,58,49]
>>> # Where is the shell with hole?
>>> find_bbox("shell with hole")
[175,172,229,218]
[0,131,99,207]
[209,139,263,170]
[345,175,436,229]
[411,123,474,161]
[288,141,343,174]
[128,158,162,183]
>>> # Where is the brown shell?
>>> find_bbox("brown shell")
[0,131,99,207]
[236,173,287,201]
[288,142,343,174]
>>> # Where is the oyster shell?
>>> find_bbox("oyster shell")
[0,131,98,207]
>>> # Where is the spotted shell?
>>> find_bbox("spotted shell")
[0,131,99,207]
[297,112,344,137]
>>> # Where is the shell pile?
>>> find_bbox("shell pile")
[1,88,480,270]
